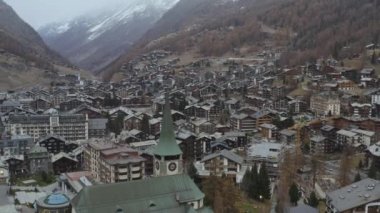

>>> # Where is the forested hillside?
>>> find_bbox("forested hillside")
[0,0,68,69]
[259,0,380,65]
[103,0,380,80]
[102,0,280,80]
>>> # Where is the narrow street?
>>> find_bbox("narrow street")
[0,185,12,206]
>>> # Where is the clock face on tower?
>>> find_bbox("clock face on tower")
[168,162,177,172]
[155,161,159,170]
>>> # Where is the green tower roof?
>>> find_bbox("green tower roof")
[153,94,182,156]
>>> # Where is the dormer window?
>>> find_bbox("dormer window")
[115,207,124,213]
[149,201,156,208]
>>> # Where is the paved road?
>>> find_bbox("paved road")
[0,185,12,206]
[11,182,59,193]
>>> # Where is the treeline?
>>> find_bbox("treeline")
[124,0,274,58]
[0,33,55,70]
[259,0,380,65]
[198,20,263,56]
[102,0,282,80]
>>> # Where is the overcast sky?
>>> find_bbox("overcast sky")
[4,0,125,29]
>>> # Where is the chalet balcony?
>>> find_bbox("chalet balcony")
[131,166,141,172]
[131,173,141,179]
[118,168,129,173]
[118,174,128,180]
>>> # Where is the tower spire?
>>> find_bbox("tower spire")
[153,93,182,156]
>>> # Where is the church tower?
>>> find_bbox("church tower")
[153,93,183,177]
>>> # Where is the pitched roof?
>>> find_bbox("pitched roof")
[72,174,204,213]
[287,204,318,213]
[337,129,357,137]
[29,145,48,154]
[326,178,380,212]
[36,134,66,144]
[368,142,380,157]
[201,150,243,164]
[153,94,182,156]
[51,152,78,163]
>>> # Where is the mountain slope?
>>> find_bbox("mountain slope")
[39,0,179,73]
[103,0,380,81]
[101,0,280,80]
[259,0,380,66]
[0,0,68,68]
[0,0,91,90]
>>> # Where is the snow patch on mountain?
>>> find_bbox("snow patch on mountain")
[37,0,180,72]
[87,4,148,41]
[40,0,179,39]
[56,23,70,34]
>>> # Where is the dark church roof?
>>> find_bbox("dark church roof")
[72,174,204,213]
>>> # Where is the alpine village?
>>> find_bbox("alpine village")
[0,0,380,213]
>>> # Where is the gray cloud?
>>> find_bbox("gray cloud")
[4,0,128,29]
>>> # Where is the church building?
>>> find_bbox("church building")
[71,95,211,213]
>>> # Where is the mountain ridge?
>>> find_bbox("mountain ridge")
[0,0,92,90]
[101,0,280,80]
[101,0,380,81]
[39,0,179,73]
[0,0,69,67]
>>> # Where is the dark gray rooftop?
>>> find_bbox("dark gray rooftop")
[201,150,243,164]
[326,178,380,212]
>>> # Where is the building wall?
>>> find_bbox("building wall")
[334,118,380,142]
[0,137,33,155]
[8,115,88,142]
[311,95,340,116]
[29,156,51,174]
[99,161,145,183]
[203,157,241,176]
[371,94,380,104]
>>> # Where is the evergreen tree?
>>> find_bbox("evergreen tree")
[357,159,363,169]
[258,163,271,200]
[289,182,300,206]
[205,71,214,81]
[241,86,247,97]
[354,173,361,182]
[41,171,48,183]
[371,51,377,64]
[250,164,259,200]
[241,168,252,193]
[328,110,332,117]
[178,100,187,112]
[141,114,150,134]
[107,113,125,136]
[272,116,294,130]
[368,161,378,179]
[332,42,340,59]
[307,191,319,208]
[218,110,230,125]
[187,162,201,187]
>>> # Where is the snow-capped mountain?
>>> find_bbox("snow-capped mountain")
[39,0,179,72]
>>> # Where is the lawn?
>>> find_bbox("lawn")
[236,200,271,213]
[318,201,327,213]
[349,153,365,169]
[14,172,56,187]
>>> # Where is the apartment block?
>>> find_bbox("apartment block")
[7,113,88,142]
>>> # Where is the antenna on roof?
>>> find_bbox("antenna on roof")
[115,205,124,213]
